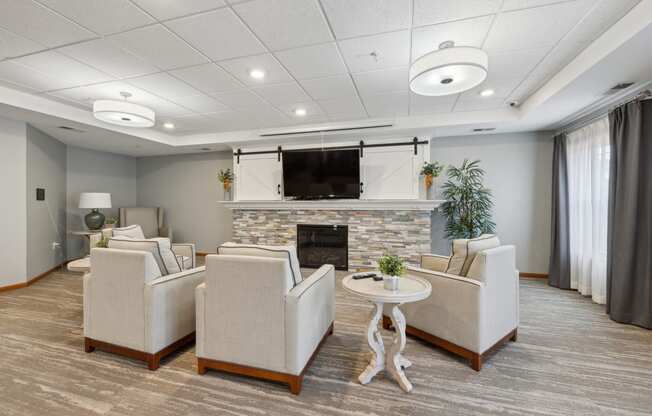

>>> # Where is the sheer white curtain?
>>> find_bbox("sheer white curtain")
[566,117,610,304]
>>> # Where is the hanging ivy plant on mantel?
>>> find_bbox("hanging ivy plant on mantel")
[441,159,496,239]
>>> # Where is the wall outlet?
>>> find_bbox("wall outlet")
[52,241,61,251]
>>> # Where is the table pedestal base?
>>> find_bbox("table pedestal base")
[359,302,413,392]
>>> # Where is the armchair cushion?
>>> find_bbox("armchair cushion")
[446,234,500,276]
[217,242,303,286]
[108,237,181,275]
[111,224,145,239]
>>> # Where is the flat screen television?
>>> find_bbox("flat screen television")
[282,149,360,200]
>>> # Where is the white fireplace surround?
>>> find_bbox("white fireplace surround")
[220,199,443,211]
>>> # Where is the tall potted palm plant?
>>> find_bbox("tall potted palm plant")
[441,159,495,239]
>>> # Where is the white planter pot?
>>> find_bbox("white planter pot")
[383,275,400,291]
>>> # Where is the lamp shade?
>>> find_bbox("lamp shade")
[79,193,112,209]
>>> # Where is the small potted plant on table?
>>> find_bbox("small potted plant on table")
[218,168,234,200]
[378,254,405,291]
[104,217,117,229]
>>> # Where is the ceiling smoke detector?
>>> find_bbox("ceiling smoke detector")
[409,41,488,96]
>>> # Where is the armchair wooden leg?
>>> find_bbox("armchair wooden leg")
[510,329,518,342]
[288,375,303,395]
[147,354,160,371]
[470,354,482,372]
[197,358,207,375]
[84,338,95,353]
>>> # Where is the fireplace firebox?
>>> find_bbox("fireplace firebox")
[297,224,348,270]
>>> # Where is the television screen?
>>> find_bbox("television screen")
[282,149,360,200]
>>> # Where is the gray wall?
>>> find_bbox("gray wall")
[26,126,67,277]
[430,131,553,273]
[0,117,27,286]
[66,146,138,259]
[137,151,233,253]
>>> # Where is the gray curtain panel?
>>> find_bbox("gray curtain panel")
[607,100,652,329]
[548,133,571,289]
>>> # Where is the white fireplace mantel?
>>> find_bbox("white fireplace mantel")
[219,199,443,211]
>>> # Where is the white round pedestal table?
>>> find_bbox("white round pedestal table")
[342,274,431,393]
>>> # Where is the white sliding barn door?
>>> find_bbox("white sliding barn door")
[360,145,424,200]
[235,154,282,201]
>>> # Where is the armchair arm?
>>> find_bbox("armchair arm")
[285,264,335,375]
[171,243,196,269]
[195,283,206,357]
[143,266,205,353]
[159,225,172,242]
[420,254,450,272]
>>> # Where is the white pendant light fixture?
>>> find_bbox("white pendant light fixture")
[409,41,488,97]
[93,92,155,128]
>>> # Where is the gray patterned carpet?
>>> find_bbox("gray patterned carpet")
[1,266,651,416]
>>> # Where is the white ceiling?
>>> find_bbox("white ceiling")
[0,0,649,156]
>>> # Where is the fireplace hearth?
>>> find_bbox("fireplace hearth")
[297,224,348,270]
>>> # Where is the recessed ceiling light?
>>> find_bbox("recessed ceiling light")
[480,89,494,97]
[163,122,175,129]
[249,68,265,80]
[410,41,488,97]
[294,108,307,117]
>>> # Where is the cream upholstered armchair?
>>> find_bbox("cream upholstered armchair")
[383,235,519,371]
[119,207,172,241]
[84,246,205,370]
[196,243,335,394]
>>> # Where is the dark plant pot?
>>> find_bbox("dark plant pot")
[85,209,105,230]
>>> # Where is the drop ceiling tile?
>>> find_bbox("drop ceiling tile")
[501,0,573,11]
[321,0,411,39]
[484,0,594,52]
[568,0,640,44]
[411,15,493,59]
[362,91,408,117]
[108,25,208,70]
[252,82,310,104]
[205,110,261,131]
[170,63,243,94]
[38,0,154,35]
[131,0,226,21]
[210,89,268,109]
[409,93,456,115]
[339,30,410,73]
[317,97,366,115]
[353,67,408,97]
[219,53,293,86]
[0,27,45,60]
[454,97,506,111]
[300,74,358,100]
[13,51,112,89]
[0,61,71,92]
[166,8,265,61]
[413,0,501,27]
[247,106,291,127]
[488,48,548,80]
[172,93,230,112]
[126,72,201,100]
[58,39,159,78]
[233,0,332,50]
[275,43,347,80]
[458,77,521,100]
[0,0,94,47]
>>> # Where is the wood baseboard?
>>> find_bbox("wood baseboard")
[382,316,516,371]
[197,322,333,394]
[519,272,548,279]
[85,332,195,371]
[0,262,66,293]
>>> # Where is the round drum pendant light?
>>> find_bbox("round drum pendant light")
[409,41,488,97]
[93,92,155,128]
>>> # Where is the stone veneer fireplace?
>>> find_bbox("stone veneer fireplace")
[230,207,433,270]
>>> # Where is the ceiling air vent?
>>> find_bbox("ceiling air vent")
[58,125,85,133]
[605,82,635,95]
[472,128,496,132]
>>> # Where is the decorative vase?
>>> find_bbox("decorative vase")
[425,173,433,189]
[223,181,232,201]
[84,209,105,230]
[383,275,399,291]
